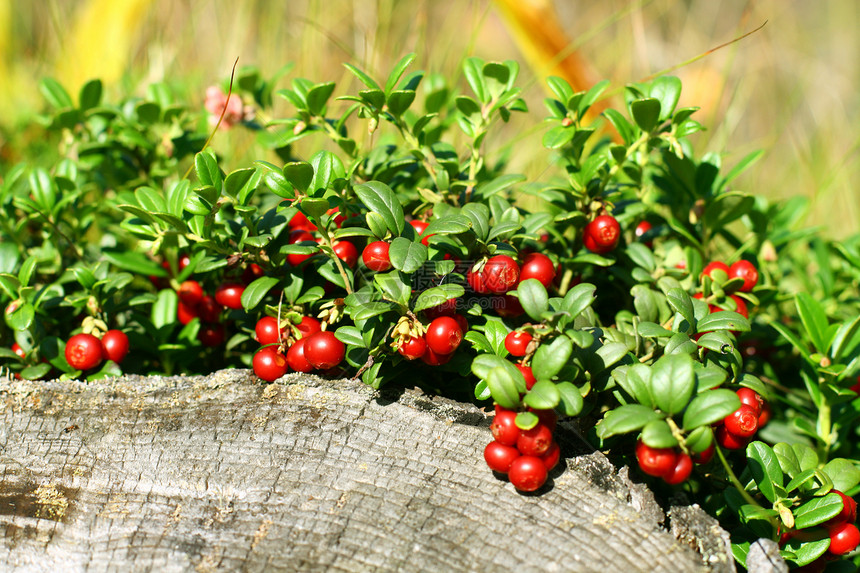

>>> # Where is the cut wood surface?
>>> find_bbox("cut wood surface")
[0,370,736,572]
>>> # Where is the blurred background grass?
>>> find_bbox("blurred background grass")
[0,0,857,237]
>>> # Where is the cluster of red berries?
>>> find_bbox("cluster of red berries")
[635,387,770,484]
[782,490,859,570]
[395,314,466,366]
[287,208,357,269]
[251,314,345,382]
[504,330,537,390]
[715,387,770,450]
[64,329,129,371]
[698,259,758,312]
[484,405,560,492]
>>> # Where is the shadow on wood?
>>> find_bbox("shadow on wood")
[0,370,740,572]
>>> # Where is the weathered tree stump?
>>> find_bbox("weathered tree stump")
[0,370,740,572]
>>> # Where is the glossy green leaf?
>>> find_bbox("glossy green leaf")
[556,382,583,417]
[794,493,843,529]
[151,289,178,330]
[746,441,783,504]
[650,354,695,415]
[283,161,313,193]
[486,366,520,410]
[413,284,464,313]
[630,98,661,132]
[682,389,741,430]
[523,380,561,410]
[335,326,367,348]
[795,292,830,355]
[354,181,405,237]
[822,458,860,493]
[241,277,279,311]
[596,404,661,439]
[39,77,73,109]
[388,237,427,274]
[532,335,572,381]
[641,419,677,448]
[517,278,548,322]
[649,76,682,120]
[195,150,222,188]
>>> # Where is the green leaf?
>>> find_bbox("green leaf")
[793,493,844,529]
[556,381,583,417]
[667,288,695,328]
[682,389,741,430]
[39,77,73,109]
[486,366,520,410]
[637,321,674,337]
[746,441,783,504]
[241,276,279,311]
[374,271,411,307]
[306,82,336,116]
[309,150,345,195]
[388,237,428,274]
[102,249,166,277]
[559,282,597,320]
[517,278,548,322]
[384,53,416,94]
[195,150,222,188]
[422,215,472,237]
[648,76,682,120]
[596,404,661,439]
[342,63,380,91]
[463,57,487,103]
[17,256,37,288]
[335,326,367,348]
[696,311,750,334]
[822,458,860,493]
[5,302,34,331]
[603,108,635,145]
[0,274,19,299]
[795,292,830,355]
[79,79,102,110]
[283,161,314,193]
[543,125,576,149]
[650,354,695,415]
[703,192,755,229]
[474,379,491,401]
[785,469,818,493]
[783,537,829,567]
[151,289,178,330]
[461,203,490,241]
[531,335,573,381]
[641,419,678,448]
[350,302,395,321]
[471,354,526,394]
[524,380,561,410]
[630,98,661,132]
[386,90,416,117]
[413,284,464,313]
[223,168,257,199]
[475,174,527,198]
[354,181,405,237]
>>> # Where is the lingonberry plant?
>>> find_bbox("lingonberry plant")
[2,55,859,570]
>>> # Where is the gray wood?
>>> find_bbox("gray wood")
[0,370,722,572]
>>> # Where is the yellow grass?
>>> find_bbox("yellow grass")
[1,0,857,237]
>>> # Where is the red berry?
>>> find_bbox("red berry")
[215,283,245,310]
[304,331,345,370]
[177,300,199,325]
[197,295,223,323]
[255,316,282,346]
[409,220,433,246]
[425,316,463,356]
[289,211,317,231]
[827,491,858,525]
[724,404,759,438]
[333,241,358,268]
[495,294,525,318]
[490,409,520,446]
[828,522,860,556]
[583,215,620,254]
[286,338,313,373]
[663,453,693,485]
[65,333,104,371]
[504,331,532,357]
[484,441,521,474]
[635,440,677,478]
[701,261,729,281]
[715,423,750,450]
[253,346,289,382]
[540,441,561,471]
[728,260,758,292]
[517,423,553,456]
[326,206,346,227]
[242,263,265,285]
[691,443,715,465]
[362,241,391,272]
[516,364,536,390]
[518,253,555,288]
[736,387,764,417]
[420,345,452,366]
[12,343,25,359]
[730,295,749,319]
[508,456,549,492]
[101,330,129,364]
[178,280,204,307]
[397,336,426,360]
[467,266,490,294]
[198,323,225,347]
[178,253,191,272]
[482,255,520,294]
[423,298,458,319]
[635,220,653,241]
[757,401,772,428]
[295,316,322,339]
[287,229,316,267]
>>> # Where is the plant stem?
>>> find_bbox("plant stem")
[817,398,833,461]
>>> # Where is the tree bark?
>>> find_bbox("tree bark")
[0,370,730,572]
